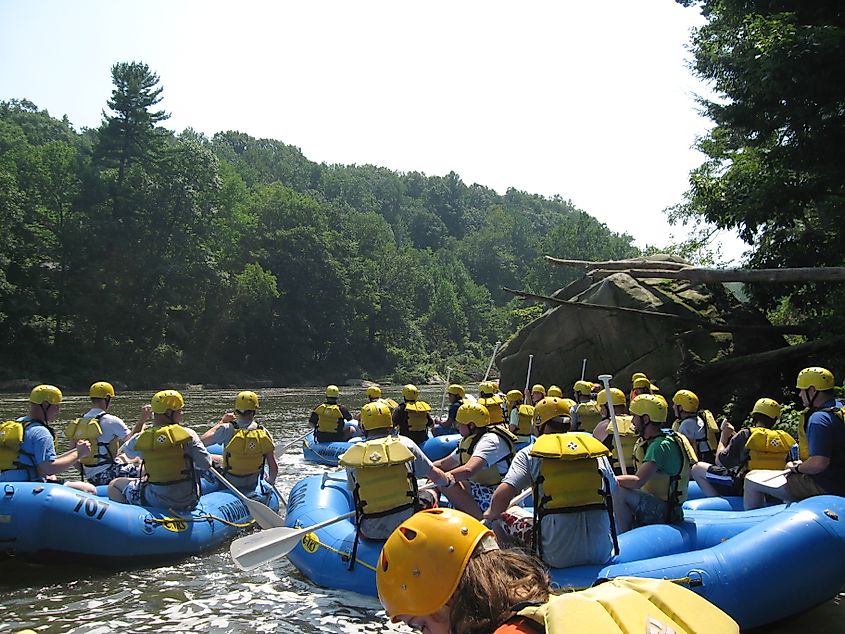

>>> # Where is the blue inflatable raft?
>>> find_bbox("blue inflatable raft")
[283,473,845,630]
[302,431,460,465]
[0,480,281,563]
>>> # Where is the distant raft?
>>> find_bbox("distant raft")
[301,431,460,466]
[0,480,282,563]
[282,472,845,631]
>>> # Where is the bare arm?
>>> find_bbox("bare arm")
[38,441,91,477]
[483,482,517,521]
[616,461,657,490]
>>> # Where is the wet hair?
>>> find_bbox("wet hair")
[448,548,550,634]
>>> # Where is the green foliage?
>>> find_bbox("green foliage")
[674,1,845,335]
[0,62,641,386]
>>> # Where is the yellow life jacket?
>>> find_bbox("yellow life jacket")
[529,433,617,559]
[511,403,535,436]
[478,396,506,425]
[511,576,739,634]
[633,431,696,518]
[404,400,432,432]
[135,424,195,485]
[65,414,120,467]
[574,402,602,433]
[457,425,517,486]
[600,415,637,473]
[340,437,418,517]
[0,419,54,477]
[224,425,274,476]
[378,397,399,410]
[799,405,845,461]
[743,427,795,472]
[700,410,720,451]
[314,403,344,434]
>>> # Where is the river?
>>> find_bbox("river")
[0,386,842,633]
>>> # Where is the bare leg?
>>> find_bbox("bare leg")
[743,470,791,510]
[108,477,132,503]
[65,480,97,494]
[691,462,720,497]
[612,487,636,533]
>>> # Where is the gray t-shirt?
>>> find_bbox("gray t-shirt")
[678,415,709,457]
[210,419,275,490]
[502,444,616,568]
[447,431,512,477]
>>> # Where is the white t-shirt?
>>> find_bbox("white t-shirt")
[448,431,512,477]
[502,445,615,568]
[79,407,131,480]
[678,415,709,456]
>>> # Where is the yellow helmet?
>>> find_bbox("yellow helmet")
[562,398,577,412]
[505,389,523,403]
[547,385,563,398]
[376,508,493,619]
[752,398,781,420]
[151,389,185,414]
[367,385,382,399]
[456,402,490,427]
[672,389,700,413]
[533,397,571,426]
[630,394,667,423]
[447,384,465,397]
[360,401,393,430]
[30,384,62,405]
[235,390,259,411]
[531,384,546,396]
[573,380,593,396]
[491,381,500,392]
[89,381,115,399]
[632,377,651,389]
[631,372,647,382]
[796,367,835,391]
[597,387,626,407]
[326,385,340,398]
[402,384,419,401]
[478,381,494,395]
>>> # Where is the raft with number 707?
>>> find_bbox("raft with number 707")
[0,479,282,563]
[282,471,845,630]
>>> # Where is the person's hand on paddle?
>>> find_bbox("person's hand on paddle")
[787,460,803,474]
[75,439,91,459]
[719,418,735,442]
[132,404,152,434]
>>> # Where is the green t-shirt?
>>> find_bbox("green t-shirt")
[643,433,682,477]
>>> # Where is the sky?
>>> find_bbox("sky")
[0,1,747,262]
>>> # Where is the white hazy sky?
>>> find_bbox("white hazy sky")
[0,1,747,262]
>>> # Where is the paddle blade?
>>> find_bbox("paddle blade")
[230,526,300,571]
[209,468,284,528]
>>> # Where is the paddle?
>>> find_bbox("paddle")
[483,340,502,382]
[275,430,311,457]
[598,374,628,475]
[230,511,355,571]
[438,366,453,420]
[524,354,534,393]
[208,468,285,529]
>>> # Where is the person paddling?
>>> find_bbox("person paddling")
[310,385,356,442]
[201,390,277,492]
[108,390,211,510]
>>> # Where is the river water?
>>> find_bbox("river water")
[0,386,842,633]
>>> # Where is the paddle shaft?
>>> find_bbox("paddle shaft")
[438,367,453,419]
[524,355,534,392]
[209,468,284,528]
[483,340,502,382]
[598,374,627,475]
[275,430,311,457]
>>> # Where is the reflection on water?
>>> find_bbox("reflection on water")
[0,386,842,632]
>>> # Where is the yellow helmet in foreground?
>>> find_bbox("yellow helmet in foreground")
[30,384,62,405]
[151,390,185,414]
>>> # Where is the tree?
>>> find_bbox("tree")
[674,2,845,329]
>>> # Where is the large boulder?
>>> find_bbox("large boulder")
[498,258,791,416]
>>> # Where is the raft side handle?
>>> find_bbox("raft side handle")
[4,484,14,497]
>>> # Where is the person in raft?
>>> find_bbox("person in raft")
[690,398,794,497]
[64,381,141,486]
[392,384,434,445]
[525,383,546,406]
[0,385,94,492]
[744,367,845,509]
[310,385,356,443]
[375,507,739,633]
[432,401,517,518]
[201,390,277,492]
[339,401,451,541]
[108,390,212,510]
[434,384,465,437]
[484,396,617,569]
[592,387,637,475]
[505,389,534,443]
[365,384,398,410]
[570,380,601,433]
[612,394,697,531]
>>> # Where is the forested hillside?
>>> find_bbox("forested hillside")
[0,62,637,388]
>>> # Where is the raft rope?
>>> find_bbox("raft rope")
[148,514,257,529]
[312,538,377,572]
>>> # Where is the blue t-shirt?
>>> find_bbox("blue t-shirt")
[0,417,57,482]
[806,399,845,494]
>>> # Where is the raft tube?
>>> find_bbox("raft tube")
[0,480,281,564]
[284,473,845,629]
[302,432,460,466]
